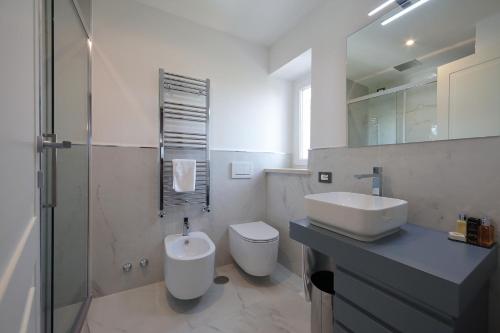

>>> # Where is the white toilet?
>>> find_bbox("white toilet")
[229,221,279,276]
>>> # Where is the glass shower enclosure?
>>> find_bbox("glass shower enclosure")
[348,81,438,147]
[41,0,91,332]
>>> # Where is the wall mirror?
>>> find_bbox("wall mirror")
[347,0,500,147]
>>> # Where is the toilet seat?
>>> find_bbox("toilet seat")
[229,221,279,243]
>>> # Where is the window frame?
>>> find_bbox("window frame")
[293,75,311,167]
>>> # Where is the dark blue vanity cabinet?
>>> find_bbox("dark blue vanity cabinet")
[290,219,497,333]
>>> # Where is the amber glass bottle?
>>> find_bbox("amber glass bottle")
[479,217,495,248]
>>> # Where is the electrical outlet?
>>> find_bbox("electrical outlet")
[318,172,332,183]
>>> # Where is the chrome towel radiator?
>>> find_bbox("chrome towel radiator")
[159,69,210,217]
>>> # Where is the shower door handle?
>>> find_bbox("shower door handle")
[37,134,72,208]
[37,133,72,150]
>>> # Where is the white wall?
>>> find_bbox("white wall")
[270,0,381,149]
[93,0,292,153]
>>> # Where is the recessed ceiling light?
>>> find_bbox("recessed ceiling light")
[368,0,395,17]
[381,0,432,26]
[405,39,415,46]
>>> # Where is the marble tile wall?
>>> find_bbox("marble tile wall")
[266,174,312,276]
[265,136,500,332]
[90,145,290,296]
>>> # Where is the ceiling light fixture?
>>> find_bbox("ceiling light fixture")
[381,0,431,26]
[405,39,415,46]
[368,0,395,17]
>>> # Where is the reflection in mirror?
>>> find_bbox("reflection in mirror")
[74,0,91,36]
[347,0,500,147]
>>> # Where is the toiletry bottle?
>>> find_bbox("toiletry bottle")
[456,213,467,235]
[479,217,495,248]
[466,217,481,245]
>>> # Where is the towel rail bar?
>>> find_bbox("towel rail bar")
[164,115,207,123]
[159,69,210,217]
[164,145,207,150]
[164,102,207,110]
[164,72,206,84]
[164,131,206,136]
[165,136,207,140]
[164,112,207,120]
[163,85,207,96]
[164,106,207,115]
[164,111,207,119]
[163,77,207,88]
[164,81,207,90]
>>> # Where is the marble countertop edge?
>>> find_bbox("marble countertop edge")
[264,168,312,175]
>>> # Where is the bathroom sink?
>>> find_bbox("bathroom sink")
[305,192,408,241]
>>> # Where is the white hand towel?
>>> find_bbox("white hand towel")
[172,159,196,192]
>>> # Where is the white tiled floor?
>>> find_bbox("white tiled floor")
[83,263,310,333]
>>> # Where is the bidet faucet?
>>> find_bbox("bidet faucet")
[354,167,383,196]
[182,217,190,236]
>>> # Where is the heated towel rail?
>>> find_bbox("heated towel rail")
[159,69,210,217]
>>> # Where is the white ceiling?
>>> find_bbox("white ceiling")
[133,0,329,46]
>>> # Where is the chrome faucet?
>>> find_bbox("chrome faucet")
[182,217,190,236]
[354,167,383,196]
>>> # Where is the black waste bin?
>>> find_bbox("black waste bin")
[310,271,334,333]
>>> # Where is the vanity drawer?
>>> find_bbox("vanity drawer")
[334,297,393,333]
[335,269,453,333]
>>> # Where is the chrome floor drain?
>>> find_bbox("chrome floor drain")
[214,276,229,284]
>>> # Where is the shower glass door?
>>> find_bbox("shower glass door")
[42,0,91,332]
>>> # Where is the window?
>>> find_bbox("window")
[295,82,311,165]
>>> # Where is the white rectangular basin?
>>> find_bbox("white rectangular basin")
[305,192,408,241]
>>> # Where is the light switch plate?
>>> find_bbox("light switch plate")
[231,161,253,179]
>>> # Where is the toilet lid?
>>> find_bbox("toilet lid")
[230,221,279,242]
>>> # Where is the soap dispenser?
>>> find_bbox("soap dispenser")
[456,213,467,235]
[466,217,481,245]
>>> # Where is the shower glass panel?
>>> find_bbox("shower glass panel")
[42,0,91,332]
[348,93,398,147]
[400,82,438,144]
[348,82,437,147]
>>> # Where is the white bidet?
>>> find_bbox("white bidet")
[164,232,215,300]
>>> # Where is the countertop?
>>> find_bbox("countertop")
[290,219,497,317]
